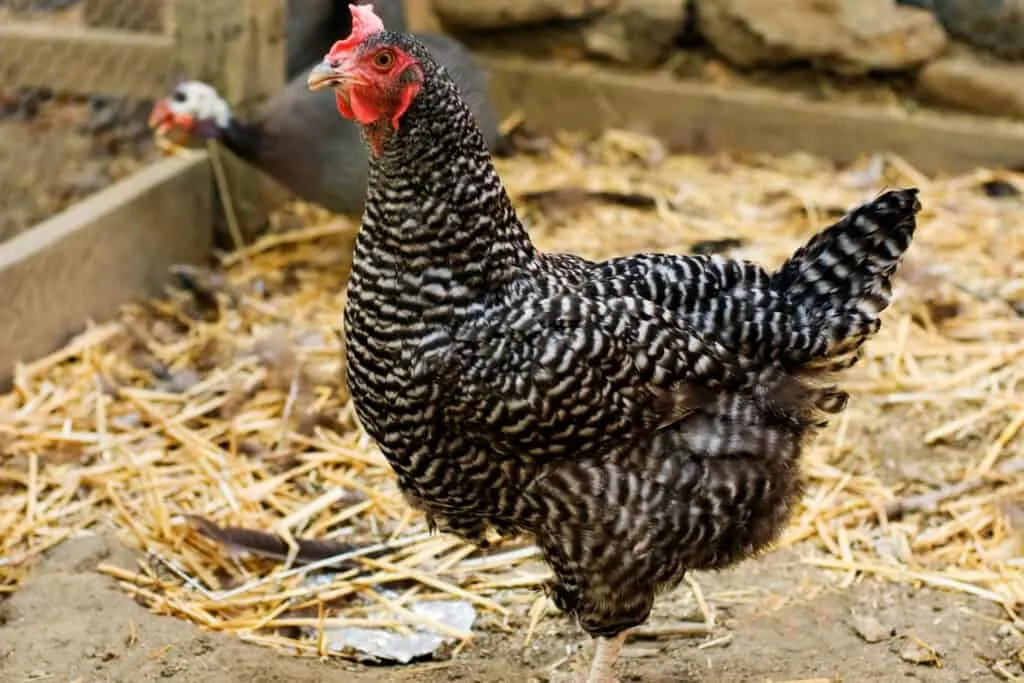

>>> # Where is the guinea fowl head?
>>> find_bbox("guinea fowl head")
[147,81,232,144]
[307,3,437,156]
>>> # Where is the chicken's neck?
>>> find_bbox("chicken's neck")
[358,79,540,294]
[217,117,262,163]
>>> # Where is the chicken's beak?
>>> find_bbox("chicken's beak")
[308,60,344,92]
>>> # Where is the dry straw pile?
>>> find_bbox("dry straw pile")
[1,129,1021,659]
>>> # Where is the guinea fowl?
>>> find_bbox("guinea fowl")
[147,21,499,216]
[308,5,921,682]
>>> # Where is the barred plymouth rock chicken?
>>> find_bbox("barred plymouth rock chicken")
[147,17,499,215]
[307,5,921,681]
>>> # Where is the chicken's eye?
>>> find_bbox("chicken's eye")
[372,50,395,70]
[172,90,187,103]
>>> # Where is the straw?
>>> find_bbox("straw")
[0,130,1021,660]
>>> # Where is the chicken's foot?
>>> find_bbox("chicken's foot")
[584,631,627,683]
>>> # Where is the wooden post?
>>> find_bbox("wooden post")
[171,0,289,248]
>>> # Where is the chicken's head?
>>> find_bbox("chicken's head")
[147,81,231,146]
[307,3,424,155]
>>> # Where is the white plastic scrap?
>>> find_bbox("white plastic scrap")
[320,599,477,664]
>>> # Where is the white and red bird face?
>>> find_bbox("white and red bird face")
[147,81,232,145]
[306,3,424,154]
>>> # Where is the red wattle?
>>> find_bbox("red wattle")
[348,86,384,126]
[334,91,355,120]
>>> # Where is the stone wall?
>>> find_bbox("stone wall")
[430,0,1024,120]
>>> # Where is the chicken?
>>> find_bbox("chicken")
[307,5,921,682]
[147,17,500,215]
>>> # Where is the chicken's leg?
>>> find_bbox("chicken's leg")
[585,632,627,683]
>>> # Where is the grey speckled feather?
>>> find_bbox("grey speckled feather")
[341,30,920,639]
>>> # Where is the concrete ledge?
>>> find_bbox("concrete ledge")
[0,152,213,387]
[483,56,1024,173]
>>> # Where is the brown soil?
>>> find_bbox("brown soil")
[0,533,1015,683]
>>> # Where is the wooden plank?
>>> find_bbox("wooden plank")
[170,0,289,246]
[0,22,174,100]
[0,153,213,388]
[482,56,1024,174]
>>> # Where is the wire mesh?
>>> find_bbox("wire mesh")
[0,0,172,242]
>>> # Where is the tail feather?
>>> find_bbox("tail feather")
[773,188,919,314]
[771,188,920,367]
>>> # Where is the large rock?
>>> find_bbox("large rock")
[898,0,1024,60]
[447,24,591,61]
[918,53,1024,118]
[583,0,690,67]
[696,0,948,74]
[433,0,615,30]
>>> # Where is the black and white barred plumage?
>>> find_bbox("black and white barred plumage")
[341,31,920,639]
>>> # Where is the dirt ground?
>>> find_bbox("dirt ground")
[0,532,1016,683]
[0,142,1021,681]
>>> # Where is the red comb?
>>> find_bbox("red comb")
[327,4,386,59]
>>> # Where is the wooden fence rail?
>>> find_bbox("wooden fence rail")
[0,0,288,246]
[0,0,287,384]
[0,0,285,105]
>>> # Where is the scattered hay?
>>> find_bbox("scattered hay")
[0,129,1021,659]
